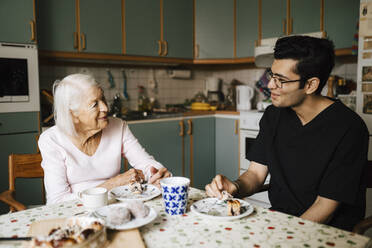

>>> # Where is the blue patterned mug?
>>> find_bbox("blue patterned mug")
[160,177,190,215]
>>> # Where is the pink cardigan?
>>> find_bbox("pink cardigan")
[38,117,164,204]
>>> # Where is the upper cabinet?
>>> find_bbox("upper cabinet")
[236,0,259,58]
[0,0,36,44]
[125,0,193,58]
[195,0,234,59]
[324,0,359,50]
[37,0,122,54]
[79,0,122,54]
[261,0,287,39]
[37,0,77,52]
[125,0,160,57]
[290,0,321,35]
[163,0,193,58]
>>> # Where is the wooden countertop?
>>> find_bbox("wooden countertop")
[183,110,239,116]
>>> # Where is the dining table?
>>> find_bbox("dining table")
[0,187,371,248]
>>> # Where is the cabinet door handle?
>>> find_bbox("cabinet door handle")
[73,32,78,49]
[290,18,293,34]
[187,119,193,135]
[157,40,162,56]
[179,120,184,136]
[29,20,36,41]
[234,120,239,135]
[81,33,86,50]
[282,19,286,35]
[194,44,199,58]
[162,40,168,56]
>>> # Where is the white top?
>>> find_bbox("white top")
[38,117,164,204]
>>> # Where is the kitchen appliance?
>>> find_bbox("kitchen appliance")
[0,42,40,113]
[239,110,271,208]
[205,77,224,103]
[236,85,254,111]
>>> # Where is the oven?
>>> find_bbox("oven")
[239,111,271,208]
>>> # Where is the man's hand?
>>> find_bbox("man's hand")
[148,166,171,187]
[205,174,238,199]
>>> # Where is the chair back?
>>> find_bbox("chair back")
[8,153,45,203]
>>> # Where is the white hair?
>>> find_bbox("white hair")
[53,74,99,137]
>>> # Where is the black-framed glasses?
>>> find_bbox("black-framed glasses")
[267,69,302,88]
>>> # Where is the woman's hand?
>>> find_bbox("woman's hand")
[148,166,171,187]
[205,174,238,199]
[100,168,145,190]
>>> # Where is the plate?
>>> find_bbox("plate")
[92,203,157,230]
[190,198,254,220]
[110,184,161,201]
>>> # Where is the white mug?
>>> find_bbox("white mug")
[78,187,108,211]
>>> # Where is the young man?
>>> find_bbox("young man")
[206,36,369,231]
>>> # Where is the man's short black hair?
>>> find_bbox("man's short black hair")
[273,35,335,95]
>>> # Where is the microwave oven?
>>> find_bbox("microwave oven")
[0,42,40,113]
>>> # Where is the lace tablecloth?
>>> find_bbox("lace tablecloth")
[0,188,370,247]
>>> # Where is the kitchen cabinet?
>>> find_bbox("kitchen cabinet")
[290,0,321,35]
[324,0,359,50]
[184,117,215,190]
[236,0,259,57]
[0,0,36,44]
[0,112,40,215]
[260,0,322,38]
[261,0,287,39]
[128,117,215,190]
[163,0,193,58]
[37,0,122,54]
[215,117,239,181]
[125,0,160,57]
[125,0,193,58]
[127,120,184,177]
[194,0,234,59]
[79,0,122,54]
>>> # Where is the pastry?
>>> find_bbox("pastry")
[28,217,106,248]
[106,206,132,226]
[129,179,144,194]
[125,200,150,218]
[227,199,241,216]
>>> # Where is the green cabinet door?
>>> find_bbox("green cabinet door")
[261,0,287,39]
[195,0,234,59]
[325,0,359,49]
[125,0,161,57]
[291,0,321,35]
[215,117,239,181]
[189,117,215,190]
[79,0,122,54]
[0,0,35,44]
[163,0,193,58]
[37,0,76,52]
[128,120,183,177]
[0,112,40,215]
[236,0,258,57]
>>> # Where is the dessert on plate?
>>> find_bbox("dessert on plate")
[28,217,106,248]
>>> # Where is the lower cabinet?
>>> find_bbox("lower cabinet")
[128,120,184,177]
[215,117,240,181]
[185,117,215,190]
[128,117,217,190]
[0,112,40,215]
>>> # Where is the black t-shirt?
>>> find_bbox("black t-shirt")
[247,100,369,231]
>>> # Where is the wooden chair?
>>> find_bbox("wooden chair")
[353,161,372,234]
[0,153,45,212]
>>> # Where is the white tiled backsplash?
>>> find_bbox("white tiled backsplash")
[39,62,357,111]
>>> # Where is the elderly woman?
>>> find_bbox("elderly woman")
[38,74,171,204]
